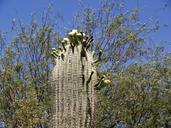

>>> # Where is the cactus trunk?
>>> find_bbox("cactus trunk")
[52,44,97,128]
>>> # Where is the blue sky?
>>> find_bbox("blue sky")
[0,0,170,49]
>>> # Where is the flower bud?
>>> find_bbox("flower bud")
[103,79,111,85]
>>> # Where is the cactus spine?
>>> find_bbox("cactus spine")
[51,30,97,128]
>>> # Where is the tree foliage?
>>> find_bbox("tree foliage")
[96,62,171,128]
[0,8,60,127]
[0,0,170,128]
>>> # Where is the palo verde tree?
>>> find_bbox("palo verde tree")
[96,61,171,128]
[0,7,60,127]
[0,0,170,128]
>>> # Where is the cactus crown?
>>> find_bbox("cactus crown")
[51,29,111,88]
[51,29,94,60]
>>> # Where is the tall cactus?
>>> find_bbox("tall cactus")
[51,30,98,128]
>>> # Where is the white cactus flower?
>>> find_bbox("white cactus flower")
[76,32,82,37]
[76,32,84,41]
[52,48,56,50]
[92,51,95,55]
[83,39,86,42]
[68,29,78,36]
[61,37,70,43]
[82,32,86,37]
[72,29,78,33]
[103,79,111,85]
[63,37,70,42]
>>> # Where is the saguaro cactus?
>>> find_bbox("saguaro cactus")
[51,30,97,128]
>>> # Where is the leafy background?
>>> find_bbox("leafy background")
[0,0,171,128]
